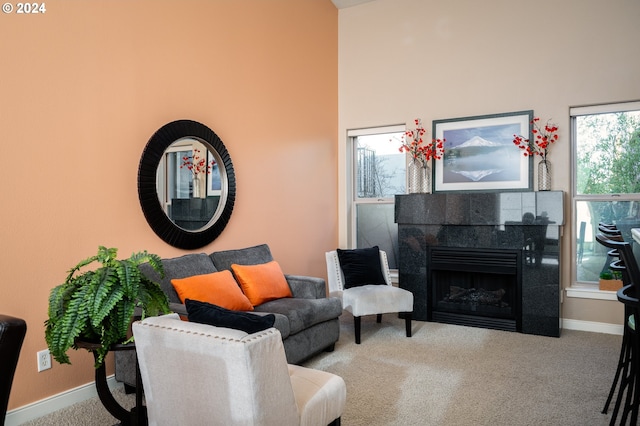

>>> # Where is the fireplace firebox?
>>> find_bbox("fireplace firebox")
[428,247,522,332]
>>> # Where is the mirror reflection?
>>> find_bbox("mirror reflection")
[138,119,235,249]
[157,138,227,231]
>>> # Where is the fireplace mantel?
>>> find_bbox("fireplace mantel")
[395,191,564,337]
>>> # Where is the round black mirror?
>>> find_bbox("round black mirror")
[138,120,236,249]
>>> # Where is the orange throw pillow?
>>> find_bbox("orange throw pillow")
[171,270,253,311]
[231,261,292,306]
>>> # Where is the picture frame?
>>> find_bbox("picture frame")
[432,110,533,193]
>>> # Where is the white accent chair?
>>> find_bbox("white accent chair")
[325,249,413,344]
[132,314,346,426]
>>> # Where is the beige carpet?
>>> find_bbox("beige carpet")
[307,314,620,426]
[24,314,622,425]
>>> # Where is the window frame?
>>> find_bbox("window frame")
[346,124,405,271]
[570,101,640,298]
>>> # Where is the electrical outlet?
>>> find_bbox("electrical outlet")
[37,349,51,372]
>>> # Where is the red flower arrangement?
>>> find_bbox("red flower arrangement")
[513,117,559,160]
[398,118,445,165]
[180,148,215,176]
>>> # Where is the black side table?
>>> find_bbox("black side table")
[76,341,146,426]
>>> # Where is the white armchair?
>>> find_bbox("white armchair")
[132,314,346,426]
[325,249,413,344]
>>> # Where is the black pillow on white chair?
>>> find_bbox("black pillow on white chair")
[336,246,387,289]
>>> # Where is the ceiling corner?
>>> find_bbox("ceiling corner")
[331,0,377,9]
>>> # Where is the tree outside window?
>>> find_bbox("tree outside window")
[574,104,640,285]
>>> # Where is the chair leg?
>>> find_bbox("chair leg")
[354,313,412,343]
[354,316,361,344]
[627,328,640,425]
[405,313,412,337]
[620,344,636,425]
[611,326,634,424]
[603,327,628,413]
[632,362,640,426]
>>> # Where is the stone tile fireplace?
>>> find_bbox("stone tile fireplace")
[395,191,564,337]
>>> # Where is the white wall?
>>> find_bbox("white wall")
[337,0,640,326]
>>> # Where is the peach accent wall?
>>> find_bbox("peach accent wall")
[337,0,640,327]
[0,0,337,409]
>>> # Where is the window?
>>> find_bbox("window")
[165,149,192,201]
[157,139,210,219]
[348,125,405,269]
[572,101,640,287]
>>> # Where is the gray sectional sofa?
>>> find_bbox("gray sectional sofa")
[115,244,342,388]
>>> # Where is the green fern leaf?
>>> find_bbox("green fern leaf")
[96,246,118,264]
[91,267,123,327]
[117,260,141,299]
[64,253,100,283]
[48,285,92,364]
[138,280,171,318]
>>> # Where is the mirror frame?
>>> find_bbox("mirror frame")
[138,119,236,249]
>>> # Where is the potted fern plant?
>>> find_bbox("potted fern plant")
[45,246,170,368]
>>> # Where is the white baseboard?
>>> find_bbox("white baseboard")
[561,318,623,335]
[5,375,120,426]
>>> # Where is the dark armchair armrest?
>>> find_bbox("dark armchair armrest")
[285,275,327,299]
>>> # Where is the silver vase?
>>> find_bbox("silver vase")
[408,159,430,193]
[538,159,551,191]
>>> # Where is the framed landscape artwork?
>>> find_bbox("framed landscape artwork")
[432,110,533,192]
